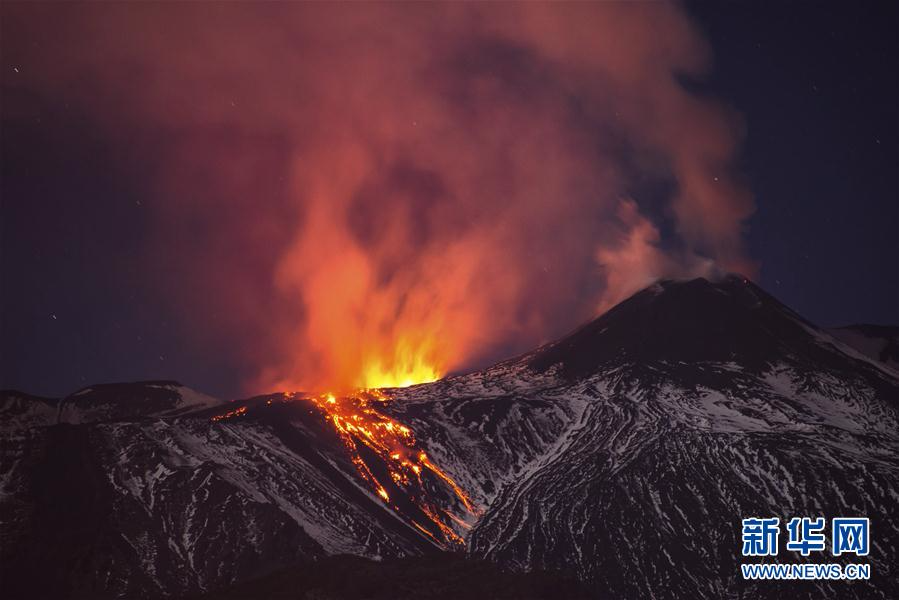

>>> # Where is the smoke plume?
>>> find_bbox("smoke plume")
[3,2,755,392]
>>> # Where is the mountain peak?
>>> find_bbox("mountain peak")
[529,275,835,378]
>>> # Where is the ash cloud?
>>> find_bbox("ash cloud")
[2,2,755,392]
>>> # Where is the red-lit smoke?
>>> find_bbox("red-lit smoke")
[2,2,755,392]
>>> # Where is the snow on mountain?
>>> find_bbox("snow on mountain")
[828,324,899,372]
[1,392,434,598]
[0,381,225,432]
[1,276,897,599]
[466,276,899,599]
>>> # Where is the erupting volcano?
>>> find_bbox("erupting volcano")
[3,277,899,599]
[2,0,896,598]
[0,2,766,400]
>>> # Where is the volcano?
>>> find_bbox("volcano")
[1,276,897,599]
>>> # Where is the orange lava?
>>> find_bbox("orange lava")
[307,389,479,547]
[210,405,247,422]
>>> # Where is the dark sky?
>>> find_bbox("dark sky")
[688,0,898,329]
[1,2,897,399]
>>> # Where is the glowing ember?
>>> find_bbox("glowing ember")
[210,405,247,422]
[306,388,479,547]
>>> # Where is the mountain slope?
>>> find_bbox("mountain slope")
[828,324,899,371]
[1,391,438,598]
[0,381,224,431]
[464,276,899,599]
[1,276,897,599]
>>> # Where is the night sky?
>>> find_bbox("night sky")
[689,1,897,328]
[1,2,896,399]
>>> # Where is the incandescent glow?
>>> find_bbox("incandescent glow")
[210,405,247,422]
[357,336,443,390]
[5,3,757,397]
[206,388,477,547]
[362,361,441,390]
[306,388,478,547]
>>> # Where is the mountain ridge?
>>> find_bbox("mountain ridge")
[1,277,897,599]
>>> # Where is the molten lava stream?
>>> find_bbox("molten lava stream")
[307,388,479,548]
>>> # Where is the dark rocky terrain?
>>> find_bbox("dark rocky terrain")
[191,554,590,600]
[2,276,897,599]
[828,324,899,371]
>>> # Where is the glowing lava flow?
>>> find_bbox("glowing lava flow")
[210,405,247,422]
[307,388,479,547]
